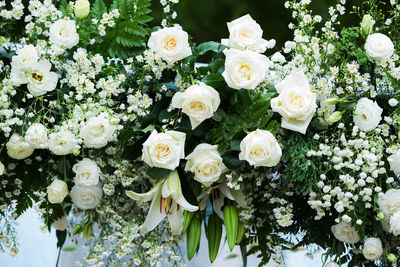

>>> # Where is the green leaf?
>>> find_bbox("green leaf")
[178,169,199,206]
[201,73,225,88]
[197,41,222,55]
[182,210,195,234]
[206,213,223,263]
[187,216,201,261]
[82,223,93,240]
[146,167,170,180]
[56,230,67,248]
[223,204,238,251]
[230,140,241,151]
[62,247,77,252]
[240,242,247,267]
[222,150,243,170]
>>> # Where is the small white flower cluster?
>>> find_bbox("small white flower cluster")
[0,200,19,256]
[135,49,168,80]
[307,128,389,221]
[126,89,153,120]
[92,9,120,36]
[271,198,294,227]
[25,0,62,37]
[0,0,24,20]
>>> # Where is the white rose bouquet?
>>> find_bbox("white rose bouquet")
[1,0,400,266]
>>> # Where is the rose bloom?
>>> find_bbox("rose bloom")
[388,150,400,175]
[239,129,282,167]
[48,130,77,155]
[222,48,271,90]
[331,222,360,244]
[353,98,382,132]
[6,134,35,160]
[365,33,394,61]
[25,123,49,149]
[72,158,101,187]
[142,130,186,170]
[171,83,220,129]
[70,184,103,210]
[49,19,79,49]
[10,44,38,71]
[185,143,227,187]
[80,113,115,149]
[390,211,400,236]
[47,179,69,204]
[363,237,383,260]
[378,189,400,216]
[221,14,268,53]
[74,0,90,19]
[0,161,5,175]
[148,26,192,65]
[26,60,59,97]
[271,69,317,134]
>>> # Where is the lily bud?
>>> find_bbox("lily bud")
[387,253,397,263]
[360,15,375,39]
[327,111,342,125]
[74,0,90,19]
[324,98,340,105]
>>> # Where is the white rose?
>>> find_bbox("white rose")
[378,189,400,216]
[47,179,69,204]
[49,130,77,155]
[73,158,101,187]
[222,48,271,90]
[185,143,227,187]
[271,69,317,134]
[70,184,102,210]
[80,113,115,148]
[49,19,79,49]
[221,14,268,53]
[388,98,398,107]
[142,130,186,170]
[74,0,90,19]
[148,26,192,65]
[325,262,339,267]
[390,212,400,236]
[25,123,48,149]
[365,33,394,61]
[6,134,35,160]
[239,129,282,167]
[331,222,360,244]
[26,60,59,96]
[388,150,400,174]
[171,83,220,129]
[11,44,38,71]
[363,237,383,260]
[0,161,4,175]
[353,98,382,132]
[52,215,67,231]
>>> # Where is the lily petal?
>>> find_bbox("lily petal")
[167,202,184,235]
[212,193,225,220]
[229,188,248,208]
[140,186,166,234]
[126,181,164,202]
[162,171,180,198]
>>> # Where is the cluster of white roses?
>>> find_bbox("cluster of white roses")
[47,158,102,213]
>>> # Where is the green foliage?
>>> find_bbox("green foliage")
[207,89,277,153]
[331,27,372,69]
[281,132,321,192]
[80,0,152,59]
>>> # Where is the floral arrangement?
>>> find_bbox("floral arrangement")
[0,0,400,266]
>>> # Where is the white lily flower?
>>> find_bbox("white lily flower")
[126,170,198,235]
[198,177,248,219]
